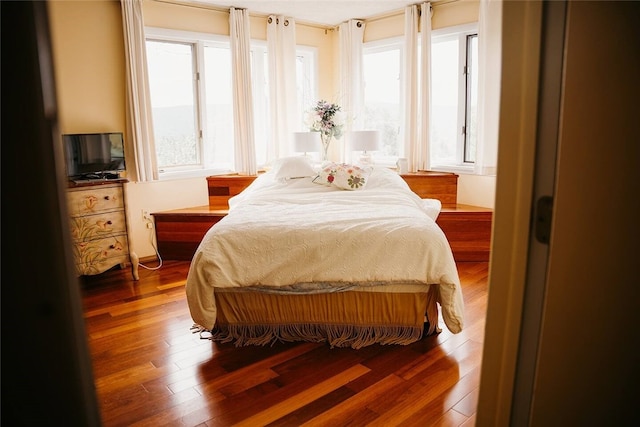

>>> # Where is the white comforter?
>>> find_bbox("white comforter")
[186,166,464,334]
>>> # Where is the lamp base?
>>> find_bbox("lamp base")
[358,151,373,166]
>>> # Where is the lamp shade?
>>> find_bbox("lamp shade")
[293,132,320,153]
[350,130,381,152]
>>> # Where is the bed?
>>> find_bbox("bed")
[186,157,464,348]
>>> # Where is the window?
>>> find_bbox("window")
[250,44,317,166]
[250,44,269,166]
[295,48,318,132]
[146,28,235,177]
[362,39,403,165]
[146,28,317,177]
[362,24,478,171]
[431,24,478,170]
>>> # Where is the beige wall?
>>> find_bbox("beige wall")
[49,0,126,135]
[48,0,493,258]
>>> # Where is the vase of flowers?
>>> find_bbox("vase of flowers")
[304,100,345,161]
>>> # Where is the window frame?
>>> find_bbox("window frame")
[145,27,319,179]
[464,33,478,164]
[246,42,318,167]
[362,36,405,167]
[362,24,479,173]
[145,27,235,180]
[430,22,479,174]
[295,46,319,132]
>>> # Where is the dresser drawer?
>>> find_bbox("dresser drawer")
[67,185,124,216]
[71,234,130,275]
[69,210,127,242]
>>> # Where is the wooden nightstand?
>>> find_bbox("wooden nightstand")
[400,171,458,208]
[152,206,228,261]
[400,171,492,262]
[153,174,258,261]
[207,174,257,209]
[437,205,493,262]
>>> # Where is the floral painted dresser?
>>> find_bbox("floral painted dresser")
[66,181,138,280]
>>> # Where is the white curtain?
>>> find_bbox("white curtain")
[418,2,433,171]
[403,3,432,172]
[229,8,257,174]
[338,19,366,162]
[476,0,502,176]
[403,5,420,172]
[267,15,297,161]
[120,0,158,182]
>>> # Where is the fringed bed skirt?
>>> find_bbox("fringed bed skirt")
[193,287,441,349]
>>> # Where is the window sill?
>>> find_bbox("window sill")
[430,165,477,175]
[158,168,234,181]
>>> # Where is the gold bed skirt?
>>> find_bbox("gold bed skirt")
[206,286,440,349]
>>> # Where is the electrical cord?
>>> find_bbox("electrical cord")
[137,218,163,271]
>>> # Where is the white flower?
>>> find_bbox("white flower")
[306,100,344,139]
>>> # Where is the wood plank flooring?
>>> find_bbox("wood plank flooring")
[81,260,488,426]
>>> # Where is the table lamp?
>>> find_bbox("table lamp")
[293,132,320,157]
[350,130,381,165]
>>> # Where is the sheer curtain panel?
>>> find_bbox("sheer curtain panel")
[475,0,501,176]
[418,2,433,172]
[121,0,158,182]
[403,5,420,172]
[403,3,432,172]
[339,20,366,162]
[267,15,298,161]
[230,8,257,174]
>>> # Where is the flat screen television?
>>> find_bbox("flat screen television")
[63,132,126,180]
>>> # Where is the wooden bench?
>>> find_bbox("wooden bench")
[152,171,493,262]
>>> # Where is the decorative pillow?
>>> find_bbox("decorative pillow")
[313,163,371,190]
[271,156,316,181]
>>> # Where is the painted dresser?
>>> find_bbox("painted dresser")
[66,181,138,280]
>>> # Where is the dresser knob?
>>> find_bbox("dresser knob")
[104,196,110,200]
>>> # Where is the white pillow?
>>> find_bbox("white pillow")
[271,156,316,181]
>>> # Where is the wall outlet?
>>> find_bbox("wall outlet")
[142,209,151,220]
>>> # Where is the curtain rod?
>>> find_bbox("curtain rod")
[151,0,335,30]
[152,0,459,30]
[363,0,459,25]
[152,0,229,14]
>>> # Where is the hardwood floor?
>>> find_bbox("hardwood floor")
[81,260,488,426]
